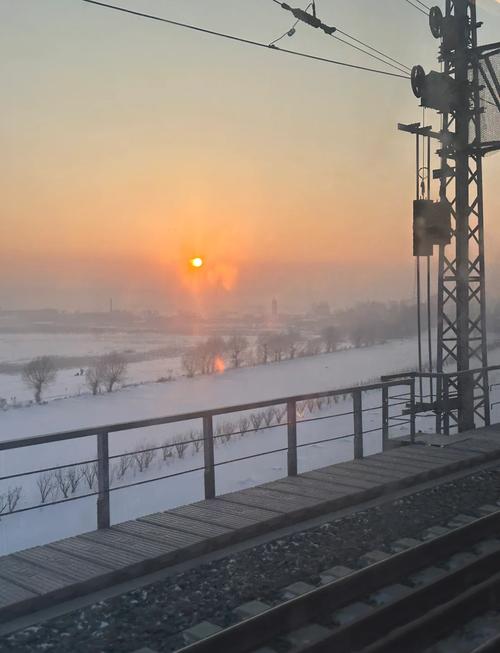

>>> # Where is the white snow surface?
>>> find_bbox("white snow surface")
[1,336,499,556]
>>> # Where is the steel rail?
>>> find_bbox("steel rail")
[177,510,500,653]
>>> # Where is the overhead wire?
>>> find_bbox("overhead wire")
[76,1,410,79]
[403,0,430,16]
[271,1,411,75]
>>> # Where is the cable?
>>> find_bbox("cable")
[403,0,429,16]
[77,1,410,79]
[414,0,431,10]
[272,1,411,75]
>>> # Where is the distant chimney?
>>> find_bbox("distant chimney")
[109,298,113,313]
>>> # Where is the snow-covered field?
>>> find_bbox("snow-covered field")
[1,335,500,556]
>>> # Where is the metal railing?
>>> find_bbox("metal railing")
[0,378,415,530]
[382,364,500,435]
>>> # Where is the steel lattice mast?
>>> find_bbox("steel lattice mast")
[400,0,500,432]
[436,0,489,432]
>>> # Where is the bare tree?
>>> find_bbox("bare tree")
[22,356,57,404]
[321,325,340,353]
[238,416,250,436]
[7,486,22,512]
[283,329,301,359]
[256,333,271,364]
[250,412,264,430]
[133,444,156,472]
[181,349,198,378]
[66,467,82,494]
[116,454,134,479]
[173,437,189,458]
[0,493,8,516]
[85,364,104,395]
[226,334,248,369]
[99,352,127,392]
[36,471,54,503]
[81,462,97,489]
[54,469,71,498]
[262,408,275,427]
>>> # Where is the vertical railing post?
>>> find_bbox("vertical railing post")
[287,399,297,477]
[382,384,389,451]
[97,431,110,529]
[203,414,216,499]
[409,379,416,443]
[353,389,363,459]
[443,375,450,435]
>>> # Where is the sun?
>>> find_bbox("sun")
[190,257,204,268]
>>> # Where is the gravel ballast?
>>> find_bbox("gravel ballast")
[3,468,500,653]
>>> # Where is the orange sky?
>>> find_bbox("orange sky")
[1,1,499,311]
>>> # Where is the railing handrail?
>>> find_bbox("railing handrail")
[0,378,411,453]
[382,364,500,383]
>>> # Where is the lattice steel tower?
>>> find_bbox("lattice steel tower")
[401,0,500,432]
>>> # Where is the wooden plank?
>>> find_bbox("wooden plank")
[361,457,436,475]
[313,464,398,486]
[264,479,345,501]
[139,512,232,538]
[335,461,407,480]
[240,486,319,507]
[171,505,264,530]
[50,536,144,570]
[15,546,110,584]
[0,577,37,608]
[113,520,205,548]
[219,491,300,513]
[269,475,357,497]
[303,470,379,490]
[373,451,443,469]
[0,555,71,595]
[380,449,454,466]
[80,529,177,559]
[203,499,280,521]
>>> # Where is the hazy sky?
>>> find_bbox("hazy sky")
[1,0,499,313]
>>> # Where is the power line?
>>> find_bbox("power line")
[269,2,313,47]
[77,0,410,79]
[413,0,431,10]
[403,0,429,16]
[272,2,411,74]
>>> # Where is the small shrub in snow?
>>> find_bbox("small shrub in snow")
[238,416,250,436]
[133,444,156,472]
[116,454,134,479]
[161,441,174,462]
[81,462,98,489]
[54,469,71,498]
[296,402,306,418]
[190,430,203,454]
[173,437,189,459]
[273,406,287,424]
[0,494,7,516]
[0,397,7,411]
[36,471,54,503]
[7,486,22,512]
[250,412,263,430]
[262,408,275,428]
[220,421,235,443]
[66,467,82,494]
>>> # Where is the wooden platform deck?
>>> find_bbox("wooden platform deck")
[2,426,500,622]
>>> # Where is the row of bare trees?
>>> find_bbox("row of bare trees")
[20,352,128,404]
[182,328,341,378]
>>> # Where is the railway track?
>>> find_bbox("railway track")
[177,508,500,653]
